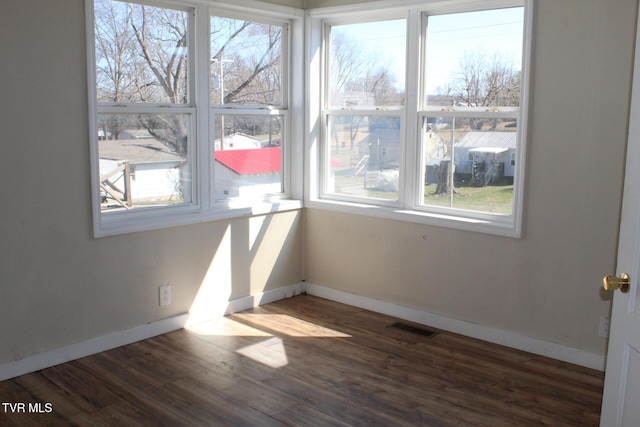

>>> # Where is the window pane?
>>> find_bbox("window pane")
[94,0,189,104]
[421,116,516,215]
[328,20,406,108]
[213,115,283,200]
[210,17,283,106]
[326,115,400,201]
[424,8,523,108]
[97,114,192,211]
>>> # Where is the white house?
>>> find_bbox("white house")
[119,129,155,140]
[453,131,517,184]
[214,132,264,151]
[214,146,282,198]
[99,138,188,207]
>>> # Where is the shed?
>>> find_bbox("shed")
[99,138,187,207]
[214,146,282,198]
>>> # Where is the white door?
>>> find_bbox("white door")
[600,9,640,426]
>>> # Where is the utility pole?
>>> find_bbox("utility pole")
[212,58,234,150]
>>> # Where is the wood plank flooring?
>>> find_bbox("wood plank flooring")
[0,295,604,426]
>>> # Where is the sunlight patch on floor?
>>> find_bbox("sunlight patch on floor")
[231,313,352,338]
[185,312,351,369]
[236,337,289,368]
[186,317,272,337]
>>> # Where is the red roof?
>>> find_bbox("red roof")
[215,146,281,175]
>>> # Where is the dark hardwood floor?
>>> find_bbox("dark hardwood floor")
[0,295,604,426]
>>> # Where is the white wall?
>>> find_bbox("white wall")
[305,0,637,358]
[0,0,303,365]
[0,0,635,371]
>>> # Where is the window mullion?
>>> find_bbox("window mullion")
[405,8,422,210]
[195,3,211,209]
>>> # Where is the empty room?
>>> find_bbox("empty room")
[2,0,640,425]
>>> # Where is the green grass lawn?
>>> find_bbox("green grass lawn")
[332,174,513,215]
[423,184,513,214]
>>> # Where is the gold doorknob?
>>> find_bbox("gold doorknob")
[603,273,630,293]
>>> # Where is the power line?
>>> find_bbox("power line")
[428,20,522,34]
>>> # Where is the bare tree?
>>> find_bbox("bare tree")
[129,5,189,104]
[329,33,401,108]
[94,1,136,103]
[328,32,401,151]
[447,50,520,108]
[210,18,282,106]
[95,1,283,153]
[95,0,189,154]
[94,0,139,139]
[125,4,189,154]
[430,50,520,195]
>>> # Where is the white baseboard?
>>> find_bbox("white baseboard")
[0,313,190,382]
[184,282,305,326]
[0,283,305,382]
[0,281,603,381]
[304,283,606,371]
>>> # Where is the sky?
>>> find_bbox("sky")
[426,8,524,94]
[332,7,524,95]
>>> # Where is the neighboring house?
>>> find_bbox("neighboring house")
[119,129,155,140]
[214,146,282,198]
[354,128,516,187]
[214,132,265,151]
[453,131,516,184]
[99,138,187,206]
[97,129,155,141]
[358,128,402,170]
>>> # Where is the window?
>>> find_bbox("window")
[93,0,194,212]
[324,19,406,204]
[419,7,524,218]
[88,0,301,236]
[310,1,530,237]
[209,15,287,201]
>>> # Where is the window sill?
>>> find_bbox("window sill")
[305,198,521,238]
[94,199,303,238]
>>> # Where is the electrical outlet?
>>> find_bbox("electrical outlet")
[159,284,171,306]
[599,316,610,338]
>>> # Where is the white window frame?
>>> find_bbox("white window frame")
[306,0,532,238]
[86,0,304,237]
[319,14,408,209]
[209,10,290,202]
